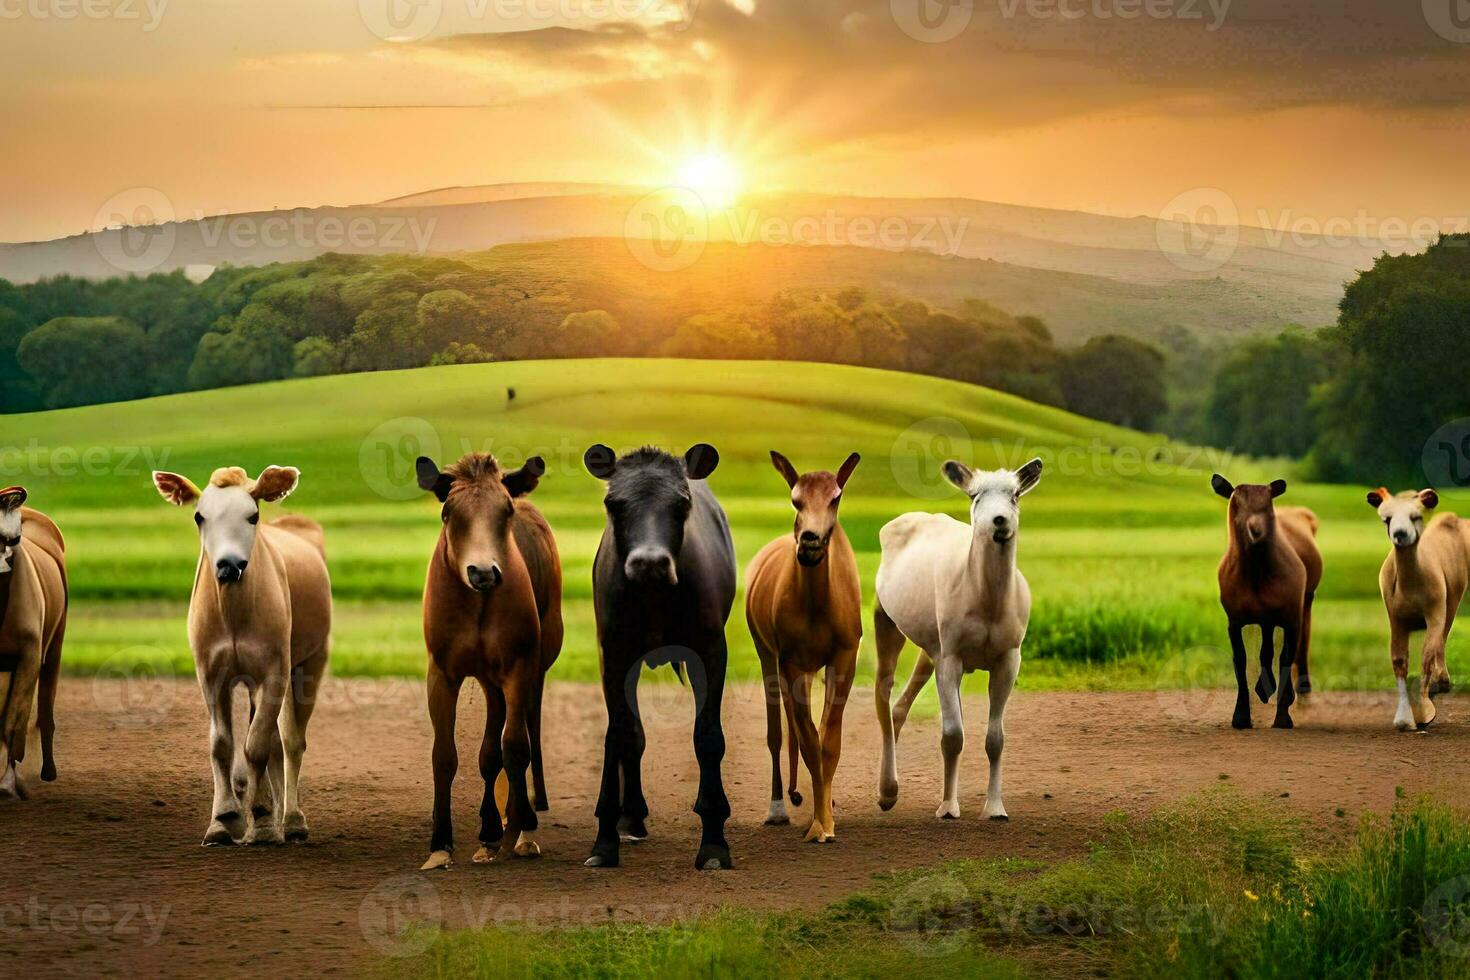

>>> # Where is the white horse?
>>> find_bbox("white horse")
[874,457,1041,821]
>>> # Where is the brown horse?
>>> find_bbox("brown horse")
[416,452,563,870]
[1213,475,1322,729]
[0,488,66,800]
[744,451,861,843]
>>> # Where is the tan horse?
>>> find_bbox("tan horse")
[744,451,861,843]
[0,487,66,800]
[416,452,562,871]
[1367,487,1470,730]
[153,466,332,845]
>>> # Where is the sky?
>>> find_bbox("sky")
[1,0,1468,243]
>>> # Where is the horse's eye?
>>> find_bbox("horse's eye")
[247,512,259,525]
[194,512,204,526]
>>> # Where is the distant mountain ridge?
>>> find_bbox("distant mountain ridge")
[0,181,1412,341]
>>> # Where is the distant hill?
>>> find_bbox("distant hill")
[0,182,1413,341]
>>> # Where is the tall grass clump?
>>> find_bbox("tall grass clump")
[1024,599,1213,663]
[1135,797,1470,978]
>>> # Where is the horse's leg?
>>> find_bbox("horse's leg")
[0,641,39,796]
[585,662,631,868]
[528,668,549,812]
[1432,605,1456,695]
[474,680,507,863]
[1228,621,1251,730]
[784,666,827,843]
[1390,621,1415,732]
[754,635,788,825]
[1296,593,1315,695]
[873,600,906,811]
[501,665,539,860]
[780,681,801,806]
[692,639,733,870]
[422,663,461,869]
[893,649,934,738]
[817,651,856,839]
[1272,617,1298,730]
[200,672,243,844]
[1255,625,1277,703]
[280,650,325,843]
[618,692,649,843]
[37,622,63,782]
[1417,609,1447,727]
[935,651,965,819]
[241,668,287,845]
[983,648,1020,821]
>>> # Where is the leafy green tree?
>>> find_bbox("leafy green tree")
[662,312,775,360]
[1203,330,1334,458]
[1059,335,1168,431]
[187,304,295,389]
[553,310,620,358]
[416,289,484,358]
[293,336,341,377]
[0,306,41,412]
[1309,235,1470,483]
[17,316,152,408]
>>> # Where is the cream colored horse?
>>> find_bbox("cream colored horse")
[874,458,1041,821]
[154,466,332,845]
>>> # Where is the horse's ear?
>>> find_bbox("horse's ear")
[1211,474,1234,499]
[1016,457,1043,496]
[1420,488,1440,510]
[1269,479,1287,499]
[584,444,617,480]
[835,452,861,489]
[769,451,799,489]
[416,456,453,502]
[153,471,200,507]
[0,486,27,512]
[1367,487,1388,507]
[942,460,973,493]
[684,443,720,480]
[251,465,300,503]
[502,456,545,498]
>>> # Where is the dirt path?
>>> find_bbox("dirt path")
[4,678,1470,977]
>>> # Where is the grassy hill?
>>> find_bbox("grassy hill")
[7,358,1453,698]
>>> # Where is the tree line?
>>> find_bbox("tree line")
[0,251,1169,432]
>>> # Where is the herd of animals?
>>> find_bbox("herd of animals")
[0,445,1467,873]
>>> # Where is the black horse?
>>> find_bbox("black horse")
[582,443,737,870]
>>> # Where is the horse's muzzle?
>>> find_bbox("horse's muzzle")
[215,558,247,583]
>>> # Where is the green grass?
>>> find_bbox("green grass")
[384,792,1470,979]
[6,357,1461,690]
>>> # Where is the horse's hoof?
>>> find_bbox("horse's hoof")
[1272,715,1294,730]
[202,815,242,846]
[421,850,453,871]
[935,801,960,820]
[694,843,732,870]
[283,814,309,843]
[584,842,619,868]
[1429,677,1453,698]
[1231,711,1252,730]
[803,822,827,843]
[1295,676,1313,696]
[472,845,495,864]
[40,761,56,783]
[1394,715,1416,733]
[244,825,285,846]
[987,813,1010,822]
[788,789,803,807]
[1255,675,1276,704]
[1415,698,1438,729]
[764,800,790,825]
[617,816,648,843]
[201,829,236,847]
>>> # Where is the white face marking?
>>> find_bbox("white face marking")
[0,509,20,574]
[965,470,1022,538]
[1377,498,1425,547]
[195,485,260,573]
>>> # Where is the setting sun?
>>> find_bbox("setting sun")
[676,151,742,209]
